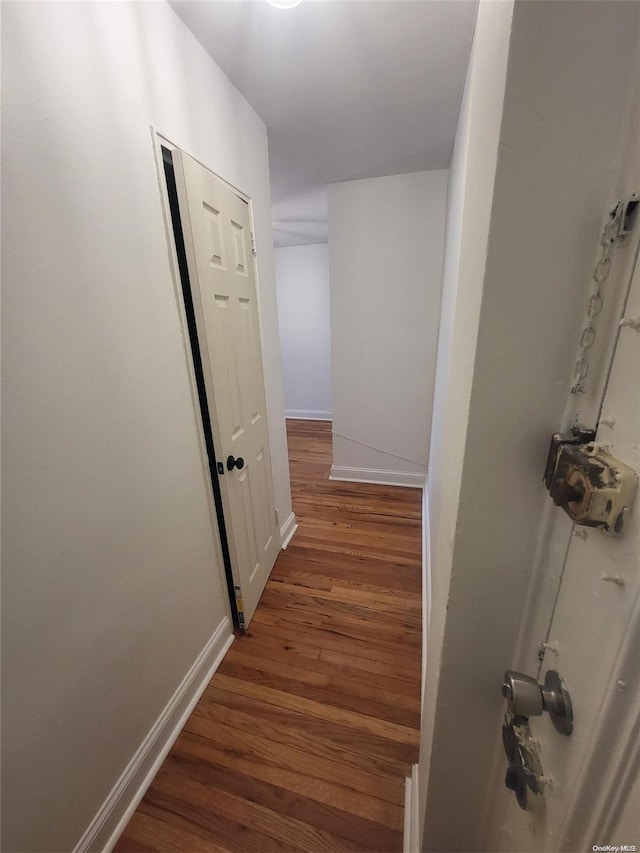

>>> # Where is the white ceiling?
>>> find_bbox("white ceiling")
[169,0,477,245]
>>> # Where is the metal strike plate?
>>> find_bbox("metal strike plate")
[545,440,638,534]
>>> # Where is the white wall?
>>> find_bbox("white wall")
[418,1,511,839]
[419,1,640,850]
[1,3,291,851]
[275,244,332,419]
[328,170,448,487]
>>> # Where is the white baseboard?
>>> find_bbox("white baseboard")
[404,763,420,853]
[330,465,425,489]
[280,511,298,549]
[74,618,234,853]
[285,410,332,421]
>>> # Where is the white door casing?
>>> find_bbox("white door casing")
[173,150,280,628]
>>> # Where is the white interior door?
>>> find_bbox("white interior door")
[173,150,280,628]
[496,254,640,852]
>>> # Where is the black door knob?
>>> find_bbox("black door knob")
[226,455,245,471]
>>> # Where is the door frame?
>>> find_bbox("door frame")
[150,127,279,628]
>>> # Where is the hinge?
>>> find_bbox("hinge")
[234,585,246,630]
[275,508,279,526]
[251,233,257,257]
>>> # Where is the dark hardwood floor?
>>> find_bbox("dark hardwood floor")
[115,419,422,852]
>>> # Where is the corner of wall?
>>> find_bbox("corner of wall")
[76,621,233,853]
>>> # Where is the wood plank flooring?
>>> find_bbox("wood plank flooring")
[115,419,422,852]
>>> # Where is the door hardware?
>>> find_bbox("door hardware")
[543,427,595,491]
[544,430,638,534]
[502,712,545,811]
[616,193,638,245]
[217,461,224,475]
[226,455,245,471]
[502,669,573,735]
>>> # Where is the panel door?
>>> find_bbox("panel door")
[495,254,640,853]
[173,150,280,627]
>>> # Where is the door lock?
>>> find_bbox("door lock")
[544,430,638,534]
[502,669,573,735]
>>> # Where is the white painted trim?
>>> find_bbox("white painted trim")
[74,618,234,853]
[153,129,250,202]
[330,465,425,489]
[421,486,431,719]
[279,511,298,549]
[285,410,332,421]
[559,584,640,851]
[403,763,420,853]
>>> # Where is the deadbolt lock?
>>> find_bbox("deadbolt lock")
[502,669,573,735]
[544,431,638,534]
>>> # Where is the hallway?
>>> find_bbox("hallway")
[115,420,423,851]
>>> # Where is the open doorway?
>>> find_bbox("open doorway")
[271,189,333,508]
[274,239,333,500]
[274,243,332,424]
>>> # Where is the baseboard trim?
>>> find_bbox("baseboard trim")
[74,618,234,853]
[404,763,420,853]
[285,410,332,421]
[330,465,425,489]
[280,511,298,549]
